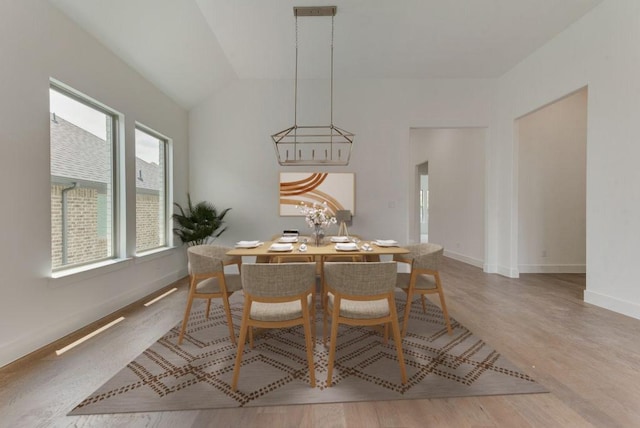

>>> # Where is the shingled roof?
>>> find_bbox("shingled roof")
[50,113,161,192]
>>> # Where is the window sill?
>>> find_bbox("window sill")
[49,258,133,287]
[134,246,179,263]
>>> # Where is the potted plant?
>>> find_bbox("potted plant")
[173,193,230,246]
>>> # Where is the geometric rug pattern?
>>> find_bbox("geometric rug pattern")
[69,291,546,414]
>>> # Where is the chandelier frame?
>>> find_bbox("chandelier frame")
[271,6,354,166]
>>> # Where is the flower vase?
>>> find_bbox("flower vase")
[313,225,325,246]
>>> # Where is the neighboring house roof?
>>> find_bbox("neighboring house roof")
[50,113,161,192]
[50,113,110,185]
[135,156,163,192]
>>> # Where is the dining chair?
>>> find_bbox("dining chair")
[270,254,316,263]
[231,262,317,391]
[179,245,242,345]
[393,243,453,337]
[323,261,407,386]
[320,235,366,307]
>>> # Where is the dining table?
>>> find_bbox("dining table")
[226,235,410,310]
[227,236,410,284]
[226,236,410,260]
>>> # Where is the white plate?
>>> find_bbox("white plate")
[269,243,294,252]
[335,243,359,251]
[374,240,399,247]
[235,241,262,248]
[278,236,298,243]
[330,236,351,243]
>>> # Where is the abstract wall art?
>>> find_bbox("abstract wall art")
[279,172,355,216]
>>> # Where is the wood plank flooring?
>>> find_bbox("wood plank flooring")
[2,258,639,427]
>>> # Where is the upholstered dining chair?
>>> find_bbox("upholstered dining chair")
[323,262,407,386]
[270,254,316,263]
[393,243,453,337]
[231,262,317,391]
[179,245,242,345]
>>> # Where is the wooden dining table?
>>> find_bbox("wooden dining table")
[226,236,409,309]
[226,237,409,260]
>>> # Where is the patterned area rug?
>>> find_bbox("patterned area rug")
[69,291,546,414]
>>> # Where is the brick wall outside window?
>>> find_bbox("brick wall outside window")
[136,192,162,251]
[52,186,162,268]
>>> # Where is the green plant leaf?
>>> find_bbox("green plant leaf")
[172,193,230,245]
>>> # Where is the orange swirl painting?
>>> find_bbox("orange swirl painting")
[279,173,355,216]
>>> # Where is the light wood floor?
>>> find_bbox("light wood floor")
[2,258,639,427]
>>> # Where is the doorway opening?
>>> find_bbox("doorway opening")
[409,128,486,268]
[418,162,429,243]
[516,86,587,275]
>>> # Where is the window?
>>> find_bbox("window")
[49,83,118,270]
[135,126,169,253]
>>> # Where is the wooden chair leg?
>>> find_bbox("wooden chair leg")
[420,294,427,313]
[231,301,252,391]
[178,290,195,345]
[323,296,330,346]
[221,294,237,345]
[322,285,328,310]
[301,300,316,387]
[326,301,341,387]
[389,297,407,384]
[205,298,212,319]
[435,273,453,334]
[310,294,316,344]
[401,289,413,338]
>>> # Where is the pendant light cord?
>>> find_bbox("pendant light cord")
[331,14,334,127]
[294,15,298,128]
[293,13,335,128]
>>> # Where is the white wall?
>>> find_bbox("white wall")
[517,88,587,273]
[0,1,189,367]
[5,0,638,368]
[191,0,640,321]
[188,78,494,251]
[410,128,486,267]
[493,0,640,318]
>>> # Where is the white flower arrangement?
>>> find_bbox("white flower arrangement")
[298,201,337,229]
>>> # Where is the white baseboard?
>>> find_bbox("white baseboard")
[498,265,519,278]
[584,290,640,321]
[519,264,586,274]
[443,250,484,269]
[444,251,519,278]
[0,269,187,368]
[483,263,498,273]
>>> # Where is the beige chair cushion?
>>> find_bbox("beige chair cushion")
[394,243,443,271]
[396,272,437,290]
[250,294,314,322]
[327,292,390,319]
[196,274,242,294]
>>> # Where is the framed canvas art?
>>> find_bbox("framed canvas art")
[279,172,355,216]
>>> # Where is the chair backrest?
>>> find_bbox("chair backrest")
[394,243,443,271]
[241,263,316,298]
[188,245,236,275]
[324,262,397,296]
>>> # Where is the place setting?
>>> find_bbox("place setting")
[330,235,357,251]
[268,242,294,252]
[234,240,263,249]
[373,239,399,247]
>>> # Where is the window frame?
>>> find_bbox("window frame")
[134,122,172,255]
[49,79,123,274]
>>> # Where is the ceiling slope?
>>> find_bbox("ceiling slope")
[50,0,603,109]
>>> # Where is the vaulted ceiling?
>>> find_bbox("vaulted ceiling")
[49,0,603,109]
